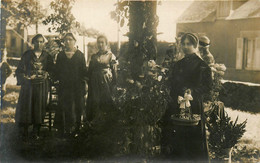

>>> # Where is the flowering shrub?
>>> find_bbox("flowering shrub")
[113,59,171,156]
[205,62,247,160]
[76,57,171,157]
[203,63,226,102]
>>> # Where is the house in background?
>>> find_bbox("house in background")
[6,24,97,67]
[5,26,29,58]
[176,0,260,83]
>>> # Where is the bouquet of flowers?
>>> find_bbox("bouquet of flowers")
[25,62,48,84]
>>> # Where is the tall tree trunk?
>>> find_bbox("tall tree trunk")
[145,1,158,61]
[129,1,145,80]
[128,0,158,80]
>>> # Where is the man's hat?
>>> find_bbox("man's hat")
[199,36,210,47]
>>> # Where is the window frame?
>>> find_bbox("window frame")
[236,31,260,71]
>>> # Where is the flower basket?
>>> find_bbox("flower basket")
[170,114,201,126]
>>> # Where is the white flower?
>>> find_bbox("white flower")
[150,87,153,92]
[216,64,226,72]
[158,75,162,81]
[126,78,134,84]
[135,81,143,89]
[217,71,225,76]
[211,67,217,72]
[148,60,156,68]
[134,40,139,47]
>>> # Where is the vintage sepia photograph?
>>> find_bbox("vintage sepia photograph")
[0,0,260,162]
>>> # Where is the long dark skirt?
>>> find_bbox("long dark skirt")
[54,88,85,132]
[161,120,209,162]
[15,78,49,124]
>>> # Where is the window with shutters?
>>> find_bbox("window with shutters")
[236,37,260,71]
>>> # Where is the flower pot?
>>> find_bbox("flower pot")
[222,147,233,163]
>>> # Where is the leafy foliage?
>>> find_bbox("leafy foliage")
[78,57,171,157]
[78,109,125,158]
[43,0,78,34]
[77,26,101,38]
[111,59,171,156]
[232,144,260,162]
[209,63,226,101]
[110,0,129,28]
[207,106,247,160]
[111,1,159,80]
[205,63,247,160]
[2,0,46,28]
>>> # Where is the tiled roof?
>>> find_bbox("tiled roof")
[177,1,217,23]
[227,0,260,20]
[178,0,260,23]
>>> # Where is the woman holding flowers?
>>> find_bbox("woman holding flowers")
[161,33,213,162]
[15,34,53,140]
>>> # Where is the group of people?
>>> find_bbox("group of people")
[15,33,117,140]
[14,31,215,162]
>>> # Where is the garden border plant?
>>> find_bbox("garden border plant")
[205,63,247,161]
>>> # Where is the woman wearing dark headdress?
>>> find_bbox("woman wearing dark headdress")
[54,33,87,137]
[161,33,212,162]
[86,35,118,124]
[15,34,53,140]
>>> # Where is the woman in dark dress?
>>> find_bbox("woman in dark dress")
[86,35,118,124]
[161,33,212,162]
[54,33,87,137]
[15,34,53,140]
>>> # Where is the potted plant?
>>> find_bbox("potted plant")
[206,103,247,161]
